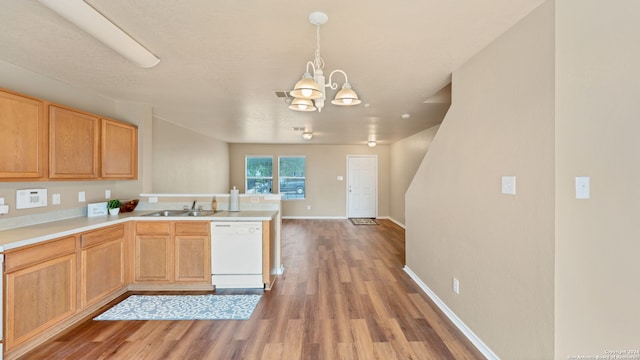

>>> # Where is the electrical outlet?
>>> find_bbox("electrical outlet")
[307,205,311,210]
[105,189,111,199]
[78,191,86,202]
[453,278,460,294]
[149,197,158,203]
[52,194,61,205]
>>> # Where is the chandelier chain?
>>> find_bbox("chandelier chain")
[313,24,325,70]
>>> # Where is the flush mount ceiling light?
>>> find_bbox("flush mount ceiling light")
[368,140,377,147]
[38,0,160,68]
[302,131,313,140]
[289,12,361,112]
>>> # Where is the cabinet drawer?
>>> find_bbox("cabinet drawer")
[81,224,125,248]
[136,221,171,234]
[5,236,77,273]
[175,221,209,235]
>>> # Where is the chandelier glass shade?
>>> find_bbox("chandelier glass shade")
[289,12,360,112]
[291,73,323,99]
[288,98,317,112]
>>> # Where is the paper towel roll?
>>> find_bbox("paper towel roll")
[229,186,239,212]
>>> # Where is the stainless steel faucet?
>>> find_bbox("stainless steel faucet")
[191,200,196,210]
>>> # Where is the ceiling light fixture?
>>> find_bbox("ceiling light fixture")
[38,0,160,68]
[289,12,361,112]
[302,131,313,140]
[368,140,377,148]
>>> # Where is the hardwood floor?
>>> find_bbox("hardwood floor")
[21,219,485,359]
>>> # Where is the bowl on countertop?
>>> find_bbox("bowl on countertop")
[120,199,139,213]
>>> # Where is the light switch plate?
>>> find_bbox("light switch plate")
[576,176,590,199]
[501,176,516,195]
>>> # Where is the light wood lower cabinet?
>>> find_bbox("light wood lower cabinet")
[4,236,77,351]
[79,224,126,308]
[133,221,210,284]
[174,222,210,283]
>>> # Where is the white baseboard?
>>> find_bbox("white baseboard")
[387,217,405,228]
[282,216,347,220]
[403,266,500,360]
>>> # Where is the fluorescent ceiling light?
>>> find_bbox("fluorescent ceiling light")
[38,0,160,68]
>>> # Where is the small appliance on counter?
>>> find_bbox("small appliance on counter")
[229,186,239,212]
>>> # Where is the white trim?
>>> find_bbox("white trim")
[282,216,347,220]
[387,217,405,229]
[403,266,500,360]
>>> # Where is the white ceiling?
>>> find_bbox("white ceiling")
[0,0,545,145]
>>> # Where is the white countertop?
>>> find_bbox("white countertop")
[0,210,278,251]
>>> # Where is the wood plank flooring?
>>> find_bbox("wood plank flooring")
[21,219,485,359]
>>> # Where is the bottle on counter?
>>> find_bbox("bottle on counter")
[212,196,217,212]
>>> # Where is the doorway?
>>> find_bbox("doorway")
[347,155,377,218]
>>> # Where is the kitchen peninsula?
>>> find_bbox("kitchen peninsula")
[0,208,280,360]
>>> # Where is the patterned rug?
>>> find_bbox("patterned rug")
[350,218,378,225]
[94,295,261,321]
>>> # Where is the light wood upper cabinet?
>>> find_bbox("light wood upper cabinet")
[0,89,47,180]
[1,89,139,181]
[101,118,138,179]
[49,105,100,179]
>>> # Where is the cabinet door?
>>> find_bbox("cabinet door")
[0,89,46,180]
[175,235,210,283]
[174,221,210,283]
[49,105,99,179]
[80,225,126,308]
[135,234,172,282]
[5,254,77,351]
[101,118,138,179]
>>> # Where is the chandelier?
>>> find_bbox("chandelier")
[288,12,361,112]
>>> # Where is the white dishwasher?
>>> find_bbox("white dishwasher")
[211,221,263,288]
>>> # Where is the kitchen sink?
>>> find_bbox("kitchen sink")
[143,210,216,217]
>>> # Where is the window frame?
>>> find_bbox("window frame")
[278,155,306,200]
[245,156,273,194]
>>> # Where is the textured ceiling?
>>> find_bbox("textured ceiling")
[0,0,545,145]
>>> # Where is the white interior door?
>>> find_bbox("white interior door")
[347,155,377,218]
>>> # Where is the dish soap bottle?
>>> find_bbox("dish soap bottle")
[211,196,217,212]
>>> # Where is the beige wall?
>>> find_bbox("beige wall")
[152,118,229,194]
[389,125,440,226]
[555,0,640,358]
[405,2,555,359]
[0,60,149,224]
[229,144,389,218]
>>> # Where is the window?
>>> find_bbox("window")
[246,156,273,194]
[279,156,306,199]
